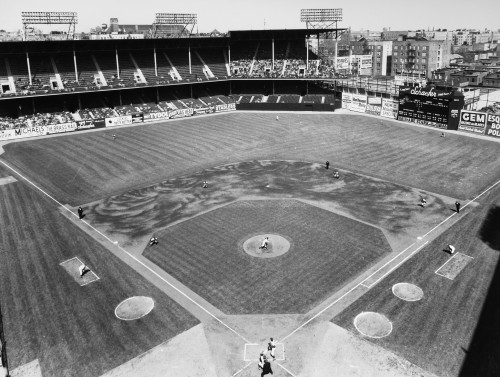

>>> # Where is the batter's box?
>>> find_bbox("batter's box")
[435,252,474,280]
[244,342,285,362]
[60,257,100,286]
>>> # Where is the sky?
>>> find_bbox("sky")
[0,0,499,33]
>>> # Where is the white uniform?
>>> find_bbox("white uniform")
[79,264,88,277]
[260,237,269,249]
[448,245,456,254]
[258,353,265,369]
[269,339,276,359]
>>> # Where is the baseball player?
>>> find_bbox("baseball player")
[259,237,269,250]
[79,264,90,278]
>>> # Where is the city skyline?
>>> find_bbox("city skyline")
[0,0,499,34]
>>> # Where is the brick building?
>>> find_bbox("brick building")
[392,39,452,78]
[368,41,393,76]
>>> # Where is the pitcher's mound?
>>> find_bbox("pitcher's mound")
[354,312,392,338]
[392,283,424,301]
[243,234,290,258]
[115,296,155,320]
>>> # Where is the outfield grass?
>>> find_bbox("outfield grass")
[2,113,500,207]
[143,199,391,314]
[0,168,199,377]
[332,186,500,377]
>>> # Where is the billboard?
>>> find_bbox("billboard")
[168,108,194,118]
[458,110,486,134]
[380,99,398,119]
[350,94,367,113]
[143,111,169,122]
[336,57,350,70]
[341,92,352,110]
[365,103,381,116]
[0,122,77,141]
[76,119,95,129]
[105,115,133,127]
[484,113,500,139]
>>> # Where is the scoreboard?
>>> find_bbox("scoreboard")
[397,86,464,129]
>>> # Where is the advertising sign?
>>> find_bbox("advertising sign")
[336,57,350,70]
[458,110,486,134]
[76,120,95,129]
[0,122,77,140]
[132,113,143,123]
[368,97,382,105]
[143,111,169,122]
[350,94,367,113]
[484,113,500,139]
[380,99,398,119]
[341,93,352,110]
[105,115,133,127]
[45,122,77,134]
[215,103,236,112]
[365,104,382,116]
[168,108,194,119]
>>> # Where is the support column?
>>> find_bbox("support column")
[73,49,78,82]
[272,38,274,71]
[306,37,309,70]
[26,52,32,85]
[116,49,120,79]
[188,45,192,74]
[154,47,158,77]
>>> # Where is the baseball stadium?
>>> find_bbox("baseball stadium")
[1,6,500,377]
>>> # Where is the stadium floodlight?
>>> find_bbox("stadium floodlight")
[300,9,342,23]
[154,13,197,25]
[153,13,197,38]
[21,11,78,24]
[21,11,78,40]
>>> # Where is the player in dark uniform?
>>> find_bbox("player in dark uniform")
[325,161,330,169]
[77,206,84,219]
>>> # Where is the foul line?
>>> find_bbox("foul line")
[231,362,252,376]
[281,177,500,342]
[0,159,252,344]
[362,241,428,289]
[359,242,416,288]
[423,178,500,239]
[276,362,297,377]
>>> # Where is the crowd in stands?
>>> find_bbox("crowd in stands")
[229,58,337,79]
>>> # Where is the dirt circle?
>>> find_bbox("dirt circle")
[243,234,290,258]
[392,283,424,301]
[354,312,392,338]
[115,296,155,320]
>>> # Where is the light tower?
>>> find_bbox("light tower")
[21,11,78,40]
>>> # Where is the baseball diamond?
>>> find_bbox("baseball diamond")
[1,110,500,377]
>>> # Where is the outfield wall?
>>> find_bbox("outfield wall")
[459,110,500,139]
[236,103,336,111]
[0,104,235,141]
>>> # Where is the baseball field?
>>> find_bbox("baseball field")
[1,111,500,377]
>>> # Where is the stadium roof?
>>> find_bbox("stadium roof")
[228,28,347,40]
